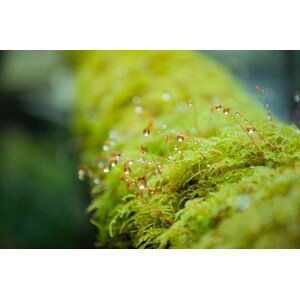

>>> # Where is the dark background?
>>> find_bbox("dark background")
[0,51,299,248]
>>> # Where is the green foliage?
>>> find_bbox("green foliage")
[74,51,300,248]
[0,129,92,248]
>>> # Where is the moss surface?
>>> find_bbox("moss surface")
[74,51,300,248]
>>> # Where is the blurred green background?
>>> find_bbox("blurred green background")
[0,51,96,248]
[0,50,299,248]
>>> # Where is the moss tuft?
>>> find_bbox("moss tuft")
[74,51,300,248]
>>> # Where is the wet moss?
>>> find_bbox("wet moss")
[74,51,300,248]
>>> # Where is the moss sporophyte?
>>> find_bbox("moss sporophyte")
[74,51,300,248]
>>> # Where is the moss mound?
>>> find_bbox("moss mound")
[74,51,300,248]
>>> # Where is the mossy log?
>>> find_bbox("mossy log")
[74,51,300,248]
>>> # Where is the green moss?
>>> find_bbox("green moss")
[74,51,300,248]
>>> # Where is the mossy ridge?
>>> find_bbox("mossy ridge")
[158,164,300,248]
[74,51,300,248]
[107,127,299,248]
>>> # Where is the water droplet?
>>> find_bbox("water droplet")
[207,164,211,168]
[161,92,171,101]
[132,96,140,104]
[150,188,156,194]
[137,177,146,189]
[135,106,144,114]
[174,146,178,151]
[78,169,85,181]
[177,134,185,142]
[143,127,150,136]
[128,160,134,165]
[246,126,254,134]
[94,178,100,185]
[110,160,117,168]
[168,155,173,160]
[223,107,230,115]
[103,166,110,173]
[187,100,193,107]
[138,184,145,190]
[109,130,118,139]
[237,194,251,211]
[103,145,110,151]
[114,153,121,161]
[97,163,104,170]
[123,163,131,175]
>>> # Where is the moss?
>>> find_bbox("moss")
[73,51,300,248]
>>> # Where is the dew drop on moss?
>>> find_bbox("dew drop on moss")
[135,106,144,114]
[132,96,140,104]
[103,167,110,173]
[237,194,251,211]
[246,127,254,134]
[138,184,145,190]
[109,130,118,138]
[161,92,171,101]
[177,134,184,142]
[143,127,150,136]
[78,169,85,181]
[98,161,104,168]
[110,160,117,168]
